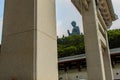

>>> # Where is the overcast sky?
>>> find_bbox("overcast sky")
[0,0,4,44]
[56,0,120,37]
[0,0,120,43]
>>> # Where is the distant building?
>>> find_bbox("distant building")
[58,48,120,80]
[68,21,80,36]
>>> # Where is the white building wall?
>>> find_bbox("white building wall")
[59,66,120,80]
[113,65,120,80]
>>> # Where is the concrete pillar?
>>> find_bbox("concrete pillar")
[82,0,106,80]
[102,31,114,80]
[0,0,58,80]
[36,0,58,80]
[82,0,114,79]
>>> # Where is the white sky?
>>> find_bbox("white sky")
[56,0,120,37]
[0,0,120,41]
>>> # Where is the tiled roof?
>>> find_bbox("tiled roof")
[58,48,120,63]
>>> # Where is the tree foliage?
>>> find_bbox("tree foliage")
[57,29,120,58]
[57,34,85,58]
[108,29,120,49]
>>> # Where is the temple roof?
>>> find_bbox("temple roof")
[106,0,118,20]
[58,47,120,63]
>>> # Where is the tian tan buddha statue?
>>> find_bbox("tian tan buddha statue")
[67,21,80,36]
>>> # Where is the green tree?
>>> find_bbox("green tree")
[108,29,120,48]
[57,29,120,57]
[57,34,85,57]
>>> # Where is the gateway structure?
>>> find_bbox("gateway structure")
[0,0,117,80]
[0,0,58,80]
[71,0,117,80]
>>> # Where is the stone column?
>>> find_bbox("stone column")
[0,0,58,80]
[82,0,106,80]
[102,31,114,80]
[82,0,114,79]
[36,0,58,80]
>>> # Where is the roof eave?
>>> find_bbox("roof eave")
[106,0,118,21]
